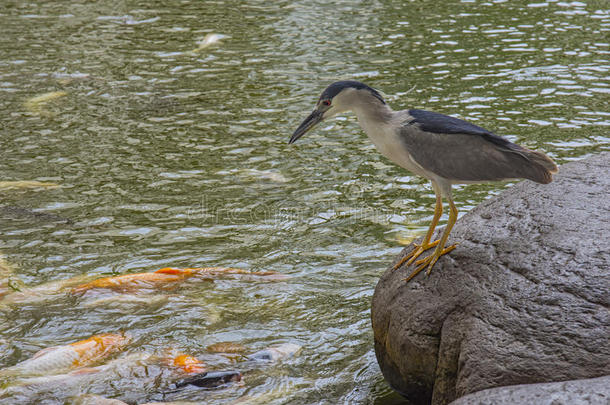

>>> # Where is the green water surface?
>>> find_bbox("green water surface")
[0,0,608,403]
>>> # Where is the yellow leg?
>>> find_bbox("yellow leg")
[393,186,443,271]
[404,197,458,282]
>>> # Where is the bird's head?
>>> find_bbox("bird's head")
[289,80,385,144]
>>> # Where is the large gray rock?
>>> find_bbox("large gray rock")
[450,375,610,405]
[371,152,610,405]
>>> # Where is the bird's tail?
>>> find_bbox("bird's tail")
[519,149,558,184]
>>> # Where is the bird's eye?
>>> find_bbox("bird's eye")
[322,100,331,106]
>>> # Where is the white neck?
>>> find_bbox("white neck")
[338,91,418,173]
[352,100,394,133]
[332,88,394,133]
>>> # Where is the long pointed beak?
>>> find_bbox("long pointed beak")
[289,109,323,144]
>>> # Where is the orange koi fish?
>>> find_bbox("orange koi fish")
[0,333,130,377]
[169,354,207,374]
[71,267,289,294]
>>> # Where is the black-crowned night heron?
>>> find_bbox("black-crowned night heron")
[289,80,558,281]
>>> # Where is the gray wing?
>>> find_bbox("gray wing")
[399,109,552,183]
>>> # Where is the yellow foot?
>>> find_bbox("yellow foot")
[404,244,457,282]
[392,240,440,271]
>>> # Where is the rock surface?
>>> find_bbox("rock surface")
[449,375,610,405]
[371,152,610,405]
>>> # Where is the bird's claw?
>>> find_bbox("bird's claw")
[413,244,457,267]
[404,243,457,282]
[392,240,440,271]
[405,240,440,267]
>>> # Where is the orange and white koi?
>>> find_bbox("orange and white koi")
[0,333,130,377]
[71,272,186,294]
[0,274,98,306]
[2,351,207,400]
[168,353,207,374]
[71,267,288,294]
[156,267,289,281]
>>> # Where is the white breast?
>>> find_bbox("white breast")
[357,116,430,178]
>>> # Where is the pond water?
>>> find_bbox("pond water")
[0,0,608,404]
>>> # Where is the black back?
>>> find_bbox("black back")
[321,81,386,104]
[407,109,517,150]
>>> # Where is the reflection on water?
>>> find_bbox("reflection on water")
[0,0,608,403]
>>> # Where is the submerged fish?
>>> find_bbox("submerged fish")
[72,267,288,294]
[0,181,60,190]
[167,354,206,374]
[175,370,242,389]
[7,351,199,387]
[81,294,169,308]
[0,333,130,377]
[0,274,97,306]
[72,394,130,405]
[74,397,204,405]
[238,169,289,183]
[247,343,301,363]
[1,351,215,403]
[23,91,68,115]
[206,342,247,354]
[71,272,187,294]
[156,267,289,281]
[192,33,222,52]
